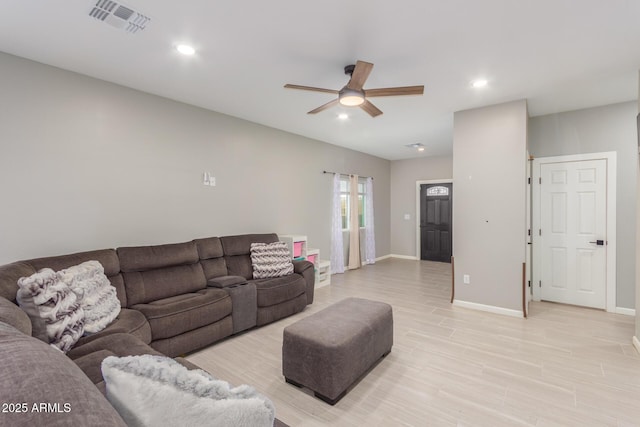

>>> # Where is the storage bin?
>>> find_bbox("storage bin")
[293,241,304,258]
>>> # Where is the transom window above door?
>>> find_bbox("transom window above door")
[426,186,449,196]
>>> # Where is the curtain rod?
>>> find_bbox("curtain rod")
[323,170,373,180]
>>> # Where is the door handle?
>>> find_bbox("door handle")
[588,240,605,246]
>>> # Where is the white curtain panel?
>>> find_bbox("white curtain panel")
[348,174,361,270]
[364,176,376,264]
[330,173,345,274]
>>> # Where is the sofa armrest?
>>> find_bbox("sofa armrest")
[207,275,248,288]
[293,260,315,305]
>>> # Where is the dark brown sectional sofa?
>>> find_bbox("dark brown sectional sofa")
[0,233,313,426]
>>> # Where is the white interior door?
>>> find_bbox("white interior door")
[540,159,607,309]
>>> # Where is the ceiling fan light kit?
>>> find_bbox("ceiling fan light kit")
[339,88,365,106]
[285,60,424,118]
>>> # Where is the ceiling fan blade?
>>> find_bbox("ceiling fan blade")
[346,60,374,91]
[308,99,340,114]
[364,85,424,97]
[284,84,339,95]
[360,100,383,117]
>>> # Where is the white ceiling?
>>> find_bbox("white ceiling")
[1,0,639,160]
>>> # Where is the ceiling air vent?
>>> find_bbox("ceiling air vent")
[89,0,150,33]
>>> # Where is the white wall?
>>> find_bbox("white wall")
[389,156,453,257]
[452,100,528,313]
[636,76,640,344]
[528,101,637,309]
[0,52,391,265]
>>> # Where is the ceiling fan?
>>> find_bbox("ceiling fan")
[284,60,424,118]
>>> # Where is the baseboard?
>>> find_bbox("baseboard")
[389,254,418,260]
[375,254,392,262]
[615,307,636,316]
[452,299,524,318]
[633,336,640,354]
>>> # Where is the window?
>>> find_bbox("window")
[426,186,449,196]
[340,178,366,230]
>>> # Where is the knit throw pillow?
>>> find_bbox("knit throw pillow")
[58,260,121,334]
[250,242,294,279]
[16,268,85,352]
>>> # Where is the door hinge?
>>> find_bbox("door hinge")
[528,177,531,184]
[539,280,542,288]
[539,229,541,236]
[528,229,531,236]
[539,177,542,184]
[528,280,531,288]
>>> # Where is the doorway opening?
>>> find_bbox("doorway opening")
[416,180,453,262]
[532,152,617,312]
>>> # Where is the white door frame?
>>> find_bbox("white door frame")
[532,152,617,312]
[415,179,454,259]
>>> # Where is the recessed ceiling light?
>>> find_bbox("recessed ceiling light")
[405,143,425,151]
[472,79,488,88]
[176,44,196,56]
[338,113,349,120]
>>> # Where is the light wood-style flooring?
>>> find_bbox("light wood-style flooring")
[187,259,640,426]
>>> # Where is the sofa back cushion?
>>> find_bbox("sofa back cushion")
[118,242,206,306]
[0,295,32,335]
[220,234,279,280]
[0,249,126,307]
[194,237,228,280]
[0,262,36,302]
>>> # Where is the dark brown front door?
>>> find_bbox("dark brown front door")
[420,183,452,263]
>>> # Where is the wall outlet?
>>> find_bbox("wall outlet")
[463,274,470,285]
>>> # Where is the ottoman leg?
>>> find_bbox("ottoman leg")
[285,378,303,388]
[314,390,347,406]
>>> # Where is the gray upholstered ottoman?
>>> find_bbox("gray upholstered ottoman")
[282,297,393,404]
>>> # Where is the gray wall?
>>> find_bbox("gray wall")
[453,100,528,312]
[0,52,391,265]
[390,156,453,257]
[529,101,637,309]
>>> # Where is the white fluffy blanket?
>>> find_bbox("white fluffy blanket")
[101,355,275,427]
[16,268,85,352]
[59,260,120,334]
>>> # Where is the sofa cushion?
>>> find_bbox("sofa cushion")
[221,234,279,257]
[0,295,32,335]
[0,321,127,426]
[122,263,207,306]
[0,261,36,302]
[69,332,165,384]
[257,294,308,327]
[101,354,275,427]
[253,274,306,307]
[16,268,85,352]
[221,234,279,279]
[194,237,229,279]
[27,249,127,307]
[150,317,233,357]
[118,241,199,272]
[132,288,231,340]
[250,242,294,279]
[194,237,225,259]
[75,308,152,346]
